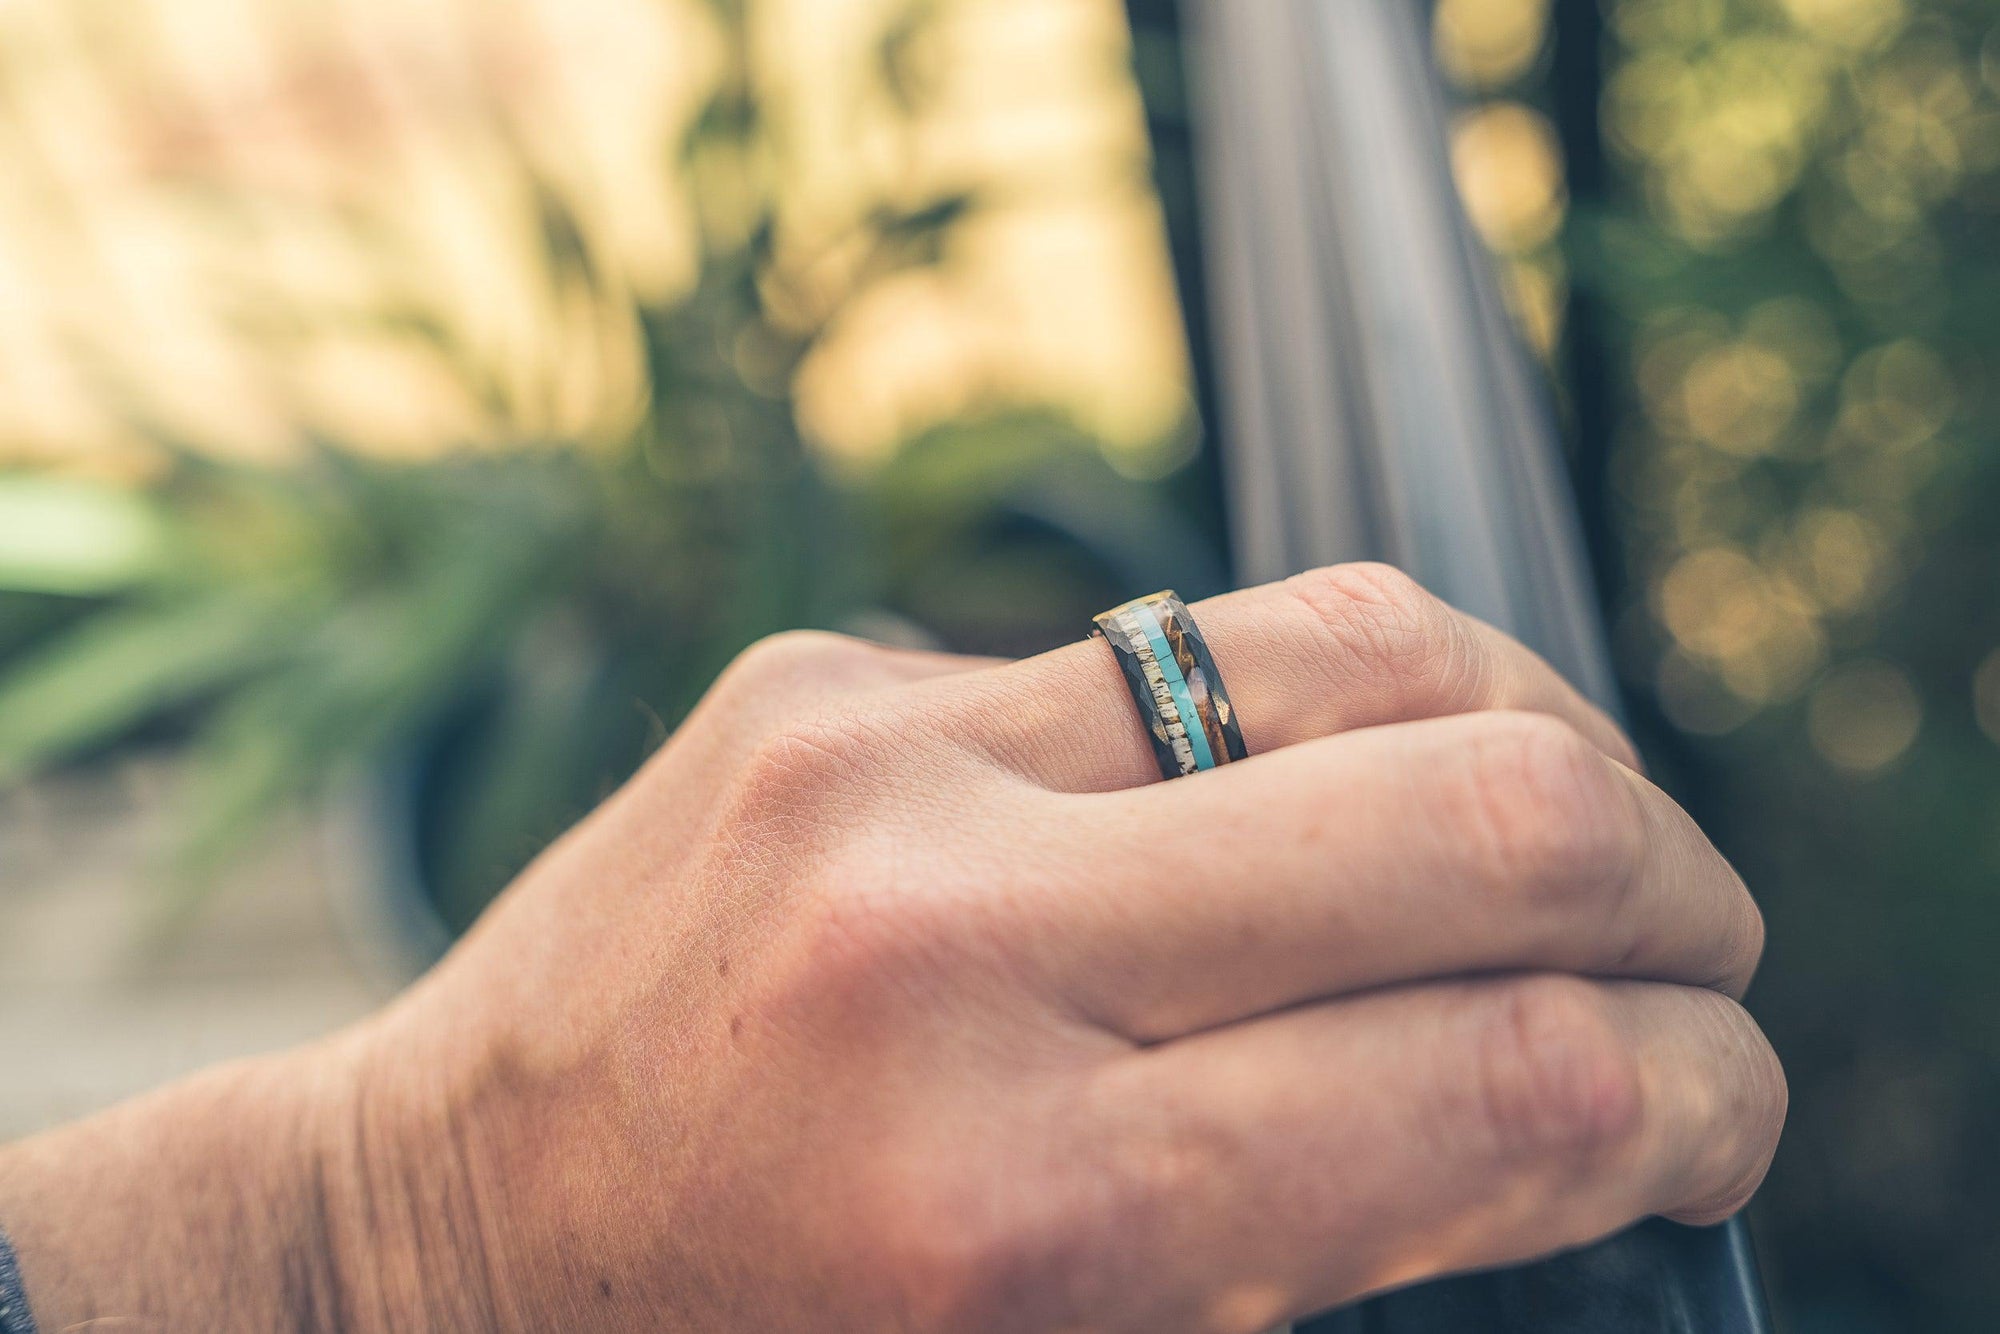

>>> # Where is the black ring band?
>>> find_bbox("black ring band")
[1093,591,1248,781]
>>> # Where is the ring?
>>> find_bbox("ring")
[1093,591,1248,780]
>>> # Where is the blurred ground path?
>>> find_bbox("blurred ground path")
[0,759,394,1139]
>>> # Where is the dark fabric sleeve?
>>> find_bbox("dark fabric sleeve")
[0,1226,37,1334]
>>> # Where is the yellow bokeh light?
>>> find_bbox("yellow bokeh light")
[1502,256,1568,359]
[285,334,493,462]
[1656,647,1760,735]
[1607,34,1832,246]
[1611,0,1731,52]
[1789,508,1888,612]
[1836,339,1956,449]
[793,269,986,469]
[1778,0,1909,53]
[0,0,1190,476]
[1609,0,1984,741]
[1808,660,1922,774]
[1451,102,1567,254]
[1680,342,1800,455]
[1433,0,1550,91]
[1654,546,1827,705]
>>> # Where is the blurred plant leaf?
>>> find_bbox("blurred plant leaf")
[0,476,169,595]
[420,617,614,934]
[161,459,590,887]
[0,590,311,783]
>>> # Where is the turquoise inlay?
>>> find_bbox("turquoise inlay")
[1130,607,1217,771]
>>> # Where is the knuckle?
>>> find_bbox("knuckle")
[716,629,902,705]
[1286,562,1458,683]
[708,707,902,881]
[747,865,955,1064]
[859,1078,1195,1330]
[1295,561,1432,617]
[792,868,943,990]
[1672,1002,1789,1224]
[1286,563,1496,719]
[1093,1076,1228,1251]
[1676,870,1767,1002]
[1462,713,1642,905]
[856,1151,1079,1330]
[1710,883,1769,997]
[739,883,951,1092]
[1683,1138,1780,1225]
[1736,887,1769,983]
[1471,976,1643,1163]
[1747,1033,1790,1180]
[849,1157,997,1324]
[735,708,887,808]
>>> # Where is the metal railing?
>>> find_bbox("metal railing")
[1125,1,1774,1329]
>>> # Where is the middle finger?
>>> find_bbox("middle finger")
[1013,709,1763,1043]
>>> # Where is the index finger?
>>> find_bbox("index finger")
[948,563,1638,791]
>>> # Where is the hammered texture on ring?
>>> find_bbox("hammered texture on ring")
[1093,591,1248,781]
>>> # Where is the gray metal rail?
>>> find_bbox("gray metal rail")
[1129,1,1776,1329]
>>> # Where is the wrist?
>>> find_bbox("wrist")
[0,1006,549,1334]
[318,989,690,1333]
[308,1014,517,1332]
[0,1046,355,1332]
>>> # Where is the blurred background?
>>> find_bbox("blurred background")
[0,0,1993,1328]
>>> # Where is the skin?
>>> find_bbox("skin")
[0,564,1784,1333]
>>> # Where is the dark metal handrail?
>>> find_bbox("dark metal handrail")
[1125,1,1774,1329]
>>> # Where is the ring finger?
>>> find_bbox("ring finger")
[946,563,1638,792]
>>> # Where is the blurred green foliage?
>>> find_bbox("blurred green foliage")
[1568,0,2000,1327]
[1423,0,1998,1323]
[0,0,1211,933]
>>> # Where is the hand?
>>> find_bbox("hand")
[0,565,1783,1333]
